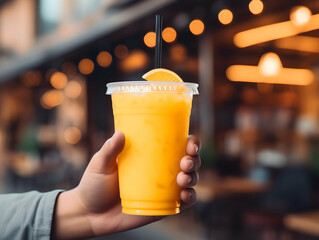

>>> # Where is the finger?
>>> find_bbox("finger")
[177,171,199,188]
[180,155,201,173]
[180,188,196,211]
[89,131,125,174]
[186,135,200,156]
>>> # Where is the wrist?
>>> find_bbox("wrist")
[52,188,94,240]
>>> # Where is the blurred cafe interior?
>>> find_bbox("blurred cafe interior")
[2,0,319,239]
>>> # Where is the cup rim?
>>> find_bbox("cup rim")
[106,81,199,95]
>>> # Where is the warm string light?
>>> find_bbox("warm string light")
[97,51,112,67]
[50,72,68,89]
[218,9,233,25]
[43,4,313,84]
[189,19,205,35]
[35,4,315,84]
[144,28,177,48]
[249,0,263,15]
[162,27,177,43]
[78,58,94,75]
[144,32,156,48]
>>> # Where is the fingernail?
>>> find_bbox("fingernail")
[194,144,199,154]
[188,191,192,199]
[187,176,192,184]
[188,160,194,171]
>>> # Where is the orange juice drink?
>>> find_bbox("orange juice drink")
[106,81,198,215]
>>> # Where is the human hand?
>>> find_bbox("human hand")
[52,131,200,239]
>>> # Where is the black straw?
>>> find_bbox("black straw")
[155,15,163,68]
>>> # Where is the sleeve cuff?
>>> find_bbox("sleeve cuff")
[33,190,64,240]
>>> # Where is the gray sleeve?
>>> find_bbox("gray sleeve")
[0,190,63,240]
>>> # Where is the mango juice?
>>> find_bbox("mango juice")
[107,82,198,215]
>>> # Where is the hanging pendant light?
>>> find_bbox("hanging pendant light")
[258,52,282,76]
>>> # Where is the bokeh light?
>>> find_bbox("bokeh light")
[50,72,68,89]
[65,81,82,99]
[119,50,148,73]
[162,27,177,43]
[144,32,156,48]
[170,44,186,62]
[64,126,82,144]
[78,58,94,75]
[249,0,264,15]
[114,44,129,59]
[40,90,64,109]
[97,51,112,67]
[189,19,205,35]
[290,6,312,26]
[21,71,42,87]
[45,69,58,82]
[257,83,273,93]
[62,62,77,77]
[218,9,233,25]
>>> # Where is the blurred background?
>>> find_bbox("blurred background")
[1,0,319,239]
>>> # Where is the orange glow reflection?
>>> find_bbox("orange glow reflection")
[189,19,205,35]
[50,72,68,89]
[144,32,156,48]
[162,27,177,43]
[97,51,112,67]
[275,36,319,53]
[78,58,94,75]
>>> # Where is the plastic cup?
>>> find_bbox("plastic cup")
[106,81,199,215]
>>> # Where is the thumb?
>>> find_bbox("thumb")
[89,131,125,174]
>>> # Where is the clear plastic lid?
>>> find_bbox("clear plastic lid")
[106,81,199,95]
